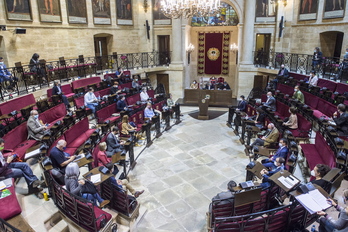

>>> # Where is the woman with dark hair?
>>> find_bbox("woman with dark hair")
[283,107,298,130]
[64,162,109,208]
[310,164,331,193]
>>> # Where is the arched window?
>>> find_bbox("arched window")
[191,2,239,27]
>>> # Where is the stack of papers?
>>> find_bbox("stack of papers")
[90,174,101,183]
[278,175,300,189]
[295,189,332,214]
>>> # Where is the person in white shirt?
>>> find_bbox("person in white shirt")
[84,87,99,116]
[308,71,318,86]
[140,88,150,103]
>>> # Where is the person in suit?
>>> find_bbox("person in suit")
[227,95,247,125]
[106,127,125,157]
[237,95,247,112]
[247,123,279,151]
[27,110,48,141]
[110,81,121,95]
[263,92,276,111]
[278,64,289,77]
[292,85,305,103]
[332,104,348,136]
[310,164,331,193]
[260,157,285,189]
[50,140,76,174]
[262,138,289,169]
[283,107,298,130]
[218,81,231,90]
[52,80,70,110]
[0,138,43,194]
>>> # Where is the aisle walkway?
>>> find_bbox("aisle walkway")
[132,106,249,231]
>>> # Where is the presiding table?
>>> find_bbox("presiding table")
[184,89,232,106]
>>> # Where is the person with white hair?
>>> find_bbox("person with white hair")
[50,140,76,174]
[65,162,109,208]
[27,110,48,140]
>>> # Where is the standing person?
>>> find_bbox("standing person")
[292,86,305,103]
[29,53,46,79]
[0,138,43,194]
[312,47,323,69]
[27,110,48,141]
[64,162,109,208]
[0,57,15,99]
[317,192,348,232]
[52,80,70,110]
[84,87,100,117]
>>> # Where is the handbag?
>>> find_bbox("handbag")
[81,180,97,194]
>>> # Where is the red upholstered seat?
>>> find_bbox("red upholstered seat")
[0,179,22,220]
[0,94,36,115]
[303,92,319,109]
[274,101,290,119]
[2,123,38,160]
[291,114,311,138]
[71,76,101,91]
[47,84,73,99]
[335,83,348,94]
[40,104,66,125]
[64,118,95,150]
[73,96,85,108]
[300,133,335,169]
[126,93,141,106]
[290,72,307,81]
[120,82,132,89]
[318,79,337,92]
[277,84,293,96]
[312,98,336,119]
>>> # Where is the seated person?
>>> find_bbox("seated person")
[167,93,175,109]
[65,162,109,208]
[331,104,348,136]
[260,157,285,189]
[110,81,121,95]
[117,95,131,113]
[52,80,70,110]
[292,86,304,103]
[190,80,198,89]
[105,163,145,198]
[121,115,143,146]
[0,138,42,194]
[84,87,100,116]
[218,81,231,90]
[132,76,141,92]
[262,138,289,169]
[283,107,298,130]
[97,142,111,166]
[277,64,289,77]
[115,67,125,84]
[144,102,161,120]
[140,88,150,103]
[0,57,16,98]
[262,92,276,111]
[50,140,76,174]
[253,107,266,128]
[237,95,247,112]
[27,110,48,141]
[310,164,331,193]
[307,71,318,86]
[247,123,279,151]
[211,180,237,203]
[317,193,348,232]
[106,127,125,157]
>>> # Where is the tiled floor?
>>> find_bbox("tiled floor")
[12,106,348,231]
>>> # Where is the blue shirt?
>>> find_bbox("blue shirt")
[50,147,68,172]
[84,92,98,106]
[144,107,155,119]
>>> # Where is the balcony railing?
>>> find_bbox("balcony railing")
[253,50,344,80]
[0,51,171,100]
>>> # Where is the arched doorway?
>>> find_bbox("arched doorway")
[320,31,344,59]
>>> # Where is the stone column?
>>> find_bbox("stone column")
[240,0,256,65]
[171,18,183,64]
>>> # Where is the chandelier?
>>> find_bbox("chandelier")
[161,0,222,19]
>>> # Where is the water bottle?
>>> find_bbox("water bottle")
[311,225,316,232]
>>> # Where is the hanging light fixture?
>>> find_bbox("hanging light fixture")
[161,0,222,19]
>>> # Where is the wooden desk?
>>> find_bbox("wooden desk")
[74,157,93,168]
[269,170,300,192]
[246,162,266,179]
[83,167,113,186]
[322,168,341,182]
[24,143,42,160]
[184,89,232,106]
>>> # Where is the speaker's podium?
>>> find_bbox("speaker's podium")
[198,95,210,120]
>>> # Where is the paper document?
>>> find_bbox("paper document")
[295,189,331,214]
[278,175,299,189]
[24,148,41,160]
[0,181,6,190]
[90,174,101,183]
